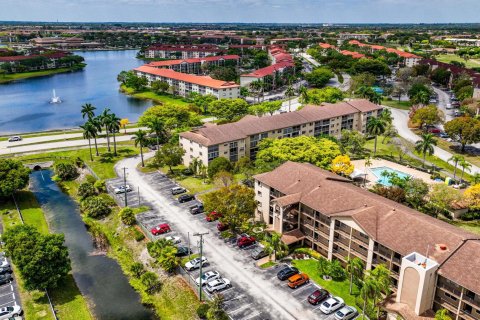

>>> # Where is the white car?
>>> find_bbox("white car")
[335,306,358,320]
[171,187,187,195]
[205,278,231,293]
[446,103,453,110]
[184,257,208,271]
[164,236,181,244]
[114,185,132,194]
[0,305,22,319]
[0,260,9,268]
[195,271,220,286]
[7,136,22,142]
[320,296,345,314]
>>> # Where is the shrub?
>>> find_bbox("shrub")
[119,207,136,225]
[81,196,112,218]
[328,259,346,281]
[98,193,116,206]
[133,228,145,242]
[196,304,209,319]
[460,211,480,221]
[54,162,79,181]
[208,157,233,178]
[85,174,97,184]
[77,182,96,200]
[94,180,106,193]
[75,157,85,168]
[294,247,322,259]
[130,262,145,277]
[140,271,162,294]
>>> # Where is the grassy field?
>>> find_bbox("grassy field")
[0,193,92,320]
[436,54,480,69]
[433,137,480,169]
[292,259,359,307]
[381,99,412,110]
[0,67,83,84]
[120,85,190,106]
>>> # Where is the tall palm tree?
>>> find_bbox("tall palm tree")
[249,80,262,104]
[298,85,309,103]
[448,155,464,180]
[107,113,121,156]
[346,257,364,294]
[80,121,97,161]
[147,117,168,150]
[361,275,378,317]
[370,265,391,318]
[471,173,480,185]
[379,108,392,124]
[414,133,437,168]
[134,129,148,167]
[100,108,112,152]
[91,116,102,156]
[370,92,383,105]
[285,85,295,112]
[81,103,96,120]
[459,159,472,183]
[263,232,285,262]
[366,117,386,156]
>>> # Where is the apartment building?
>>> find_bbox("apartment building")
[254,161,480,320]
[348,40,422,67]
[146,55,240,75]
[144,44,223,59]
[179,99,382,166]
[134,65,239,99]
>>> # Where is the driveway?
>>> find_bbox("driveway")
[116,154,318,320]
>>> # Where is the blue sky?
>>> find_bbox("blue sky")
[1,0,479,23]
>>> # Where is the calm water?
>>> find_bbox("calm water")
[30,170,156,320]
[0,50,152,134]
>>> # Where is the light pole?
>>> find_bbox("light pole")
[123,167,128,207]
[193,232,209,301]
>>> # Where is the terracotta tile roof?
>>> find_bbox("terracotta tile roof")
[146,44,222,53]
[0,52,67,62]
[179,99,381,146]
[146,55,240,68]
[134,66,239,89]
[319,42,336,49]
[241,61,294,78]
[254,161,480,292]
[340,50,365,59]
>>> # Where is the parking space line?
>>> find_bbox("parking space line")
[224,294,245,303]
[0,292,13,299]
[227,303,253,315]
[239,311,261,320]
[0,300,15,307]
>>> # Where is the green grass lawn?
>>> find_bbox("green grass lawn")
[0,67,82,84]
[436,54,480,69]
[381,99,412,110]
[120,85,190,107]
[292,259,359,307]
[443,219,480,235]
[259,261,277,269]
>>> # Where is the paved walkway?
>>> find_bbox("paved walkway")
[389,107,480,175]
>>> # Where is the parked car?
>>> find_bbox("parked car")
[189,203,204,215]
[150,223,171,236]
[206,211,222,222]
[205,278,231,293]
[277,266,299,281]
[0,266,12,275]
[0,274,12,286]
[439,132,449,139]
[446,103,453,110]
[114,185,132,194]
[7,136,22,142]
[237,234,255,248]
[178,194,195,203]
[195,270,220,286]
[184,256,208,271]
[308,289,330,305]
[454,110,463,117]
[171,187,186,195]
[0,260,9,269]
[175,246,191,257]
[0,305,21,319]
[164,236,181,244]
[335,306,358,320]
[320,297,345,314]
[217,222,229,232]
[287,273,309,289]
[427,127,441,134]
[251,246,269,260]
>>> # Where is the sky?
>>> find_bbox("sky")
[1,0,480,24]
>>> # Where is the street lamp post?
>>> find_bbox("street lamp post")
[193,232,209,301]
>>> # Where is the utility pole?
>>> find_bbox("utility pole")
[193,232,209,302]
[138,186,140,207]
[187,232,191,260]
[123,167,128,207]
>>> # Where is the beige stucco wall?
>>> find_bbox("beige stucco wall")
[180,137,209,166]
[401,267,421,310]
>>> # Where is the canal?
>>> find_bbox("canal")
[0,50,152,134]
[29,170,156,320]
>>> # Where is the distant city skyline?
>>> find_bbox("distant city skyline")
[1,0,480,24]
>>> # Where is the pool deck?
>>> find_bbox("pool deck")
[352,159,441,187]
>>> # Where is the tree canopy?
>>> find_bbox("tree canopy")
[444,117,480,152]
[0,159,30,198]
[299,87,345,104]
[304,67,334,88]
[154,143,185,173]
[139,104,202,130]
[209,99,249,122]
[351,58,391,77]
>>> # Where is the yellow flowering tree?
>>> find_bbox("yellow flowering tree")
[331,155,354,176]
[120,118,129,133]
[464,184,480,210]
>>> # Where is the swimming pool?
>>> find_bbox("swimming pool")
[370,166,411,186]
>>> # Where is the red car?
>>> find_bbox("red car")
[237,233,256,248]
[206,211,222,222]
[151,223,171,235]
[217,222,228,231]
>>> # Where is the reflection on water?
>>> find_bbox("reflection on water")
[0,50,152,134]
[29,170,156,320]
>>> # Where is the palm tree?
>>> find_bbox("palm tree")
[370,265,391,318]
[448,155,464,180]
[471,173,480,185]
[285,85,295,112]
[370,92,383,105]
[100,108,112,152]
[134,129,148,167]
[459,159,472,183]
[346,257,364,294]
[107,113,121,156]
[366,117,386,156]
[249,80,262,104]
[91,117,102,156]
[412,90,430,105]
[206,294,226,319]
[361,275,378,317]
[80,121,97,161]
[298,85,309,103]
[414,133,437,168]
[81,103,96,120]
[147,117,168,150]
[263,232,285,262]
[379,108,392,124]
[364,156,372,187]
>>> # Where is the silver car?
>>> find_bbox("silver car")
[205,278,231,293]
[195,270,220,286]
[335,306,358,320]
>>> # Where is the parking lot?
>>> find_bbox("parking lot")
[0,255,21,314]
[106,178,142,208]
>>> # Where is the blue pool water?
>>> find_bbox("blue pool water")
[370,166,411,186]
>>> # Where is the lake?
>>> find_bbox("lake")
[0,50,152,134]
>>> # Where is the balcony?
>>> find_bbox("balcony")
[463,295,480,310]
